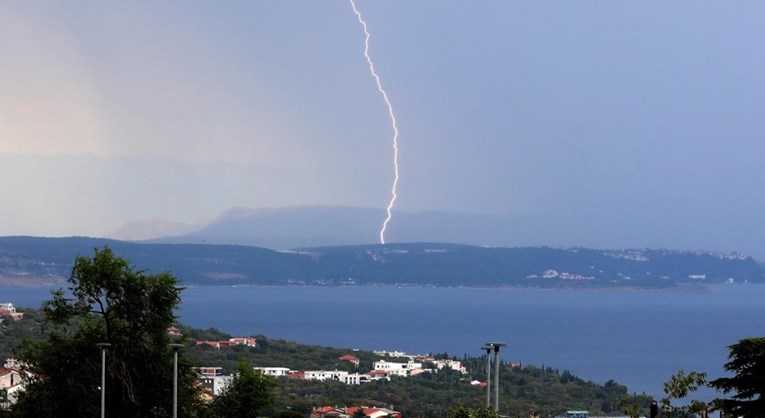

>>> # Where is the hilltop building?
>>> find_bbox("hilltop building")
[312,406,402,418]
[338,354,360,367]
[195,337,257,349]
[373,359,422,377]
[253,367,291,377]
[0,303,23,320]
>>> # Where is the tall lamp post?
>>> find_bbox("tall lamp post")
[481,345,493,408]
[486,342,507,412]
[96,343,111,418]
[169,343,184,418]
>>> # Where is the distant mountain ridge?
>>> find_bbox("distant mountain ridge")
[114,206,539,249]
[0,236,761,289]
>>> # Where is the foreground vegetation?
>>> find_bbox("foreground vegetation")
[1,248,762,417]
[2,309,646,416]
[185,329,644,416]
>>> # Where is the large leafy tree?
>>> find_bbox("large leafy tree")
[710,337,765,418]
[660,369,709,417]
[11,247,197,417]
[449,405,502,418]
[204,360,276,418]
[619,369,708,418]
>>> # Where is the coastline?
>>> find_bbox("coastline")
[3,280,750,293]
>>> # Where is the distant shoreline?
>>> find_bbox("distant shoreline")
[180,281,728,293]
[1,281,740,293]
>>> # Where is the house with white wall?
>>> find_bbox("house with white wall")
[198,375,232,397]
[253,367,292,377]
[433,359,467,374]
[304,370,348,382]
[0,303,23,320]
[342,373,373,385]
[373,360,422,377]
[0,368,25,406]
[0,369,22,390]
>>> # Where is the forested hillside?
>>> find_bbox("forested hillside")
[0,310,650,417]
[0,236,762,288]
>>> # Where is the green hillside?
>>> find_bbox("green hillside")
[0,236,762,288]
[0,310,651,417]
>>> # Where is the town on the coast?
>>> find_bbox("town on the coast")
[1,302,635,418]
[2,242,758,418]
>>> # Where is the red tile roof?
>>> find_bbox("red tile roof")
[313,406,336,414]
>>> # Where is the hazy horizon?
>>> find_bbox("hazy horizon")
[3,2,765,257]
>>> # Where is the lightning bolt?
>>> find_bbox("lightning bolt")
[350,0,400,245]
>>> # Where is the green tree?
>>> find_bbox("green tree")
[657,369,710,418]
[619,397,641,418]
[353,408,368,418]
[11,247,196,417]
[449,405,501,418]
[450,405,472,418]
[710,337,765,418]
[275,410,305,418]
[205,360,276,418]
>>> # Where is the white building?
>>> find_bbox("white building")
[0,369,22,390]
[196,366,223,377]
[253,367,292,377]
[0,368,25,406]
[3,359,22,370]
[373,350,408,358]
[342,373,373,385]
[0,304,22,320]
[433,359,468,374]
[304,370,348,382]
[366,408,401,418]
[198,375,233,397]
[373,360,422,377]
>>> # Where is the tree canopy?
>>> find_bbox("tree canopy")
[623,338,765,418]
[10,247,196,417]
[449,405,502,418]
[710,337,765,418]
[204,360,276,418]
[660,369,709,417]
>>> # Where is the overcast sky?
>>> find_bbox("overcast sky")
[2,1,765,256]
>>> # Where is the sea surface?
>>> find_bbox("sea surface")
[3,284,764,400]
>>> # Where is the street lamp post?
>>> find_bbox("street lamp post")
[96,343,111,418]
[487,342,507,412]
[169,343,184,418]
[481,345,493,408]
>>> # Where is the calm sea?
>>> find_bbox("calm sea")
[3,284,764,400]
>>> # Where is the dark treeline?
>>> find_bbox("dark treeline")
[2,236,763,288]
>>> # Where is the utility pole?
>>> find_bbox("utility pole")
[169,343,184,418]
[481,345,493,408]
[487,342,507,412]
[96,343,111,418]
